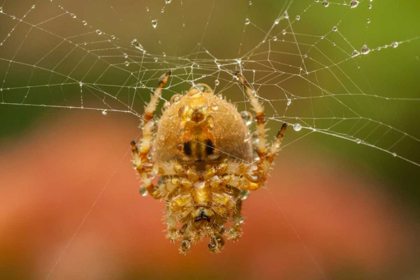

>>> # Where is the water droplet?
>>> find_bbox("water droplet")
[139,187,148,196]
[82,20,87,26]
[111,35,116,40]
[296,15,300,21]
[102,109,107,116]
[322,1,330,7]
[239,190,250,200]
[124,61,129,67]
[0,7,3,13]
[392,153,397,157]
[170,94,182,104]
[240,111,253,126]
[162,52,166,57]
[376,46,382,51]
[282,29,287,35]
[71,13,76,19]
[273,36,278,41]
[165,0,171,3]
[349,0,359,8]
[332,26,338,32]
[368,4,372,9]
[79,82,83,87]
[249,0,252,5]
[355,138,361,144]
[131,39,144,51]
[154,57,158,62]
[366,18,371,24]
[245,18,250,25]
[392,42,399,48]
[274,18,280,25]
[96,30,102,35]
[361,44,370,55]
[124,53,128,58]
[293,123,302,131]
[211,102,219,111]
[151,19,158,28]
[252,132,259,146]
[351,50,360,57]
[287,98,292,106]
[214,79,220,86]
[31,5,36,9]
[238,216,244,224]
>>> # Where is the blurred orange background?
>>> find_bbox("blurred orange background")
[1,111,419,280]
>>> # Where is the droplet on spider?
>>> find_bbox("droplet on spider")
[252,132,259,146]
[170,94,182,104]
[239,190,250,200]
[240,111,253,126]
[211,102,219,111]
[293,123,302,131]
[139,187,148,196]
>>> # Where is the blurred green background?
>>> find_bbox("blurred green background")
[1,0,420,279]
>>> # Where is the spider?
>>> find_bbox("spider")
[131,71,287,254]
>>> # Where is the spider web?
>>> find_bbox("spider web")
[1,0,419,166]
[1,0,419,279]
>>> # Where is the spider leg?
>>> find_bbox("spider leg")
[236,72,267,155]
[236,73,287,191]
[179,224,193,254]
[165,204,180,242]
[131,72,171,198]
[139,71,171,161]
[226,199,243,241]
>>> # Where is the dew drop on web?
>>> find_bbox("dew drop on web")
[151,19,158,28]
[293,123,302,132]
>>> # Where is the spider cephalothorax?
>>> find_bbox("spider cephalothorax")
[131,72,286,254]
